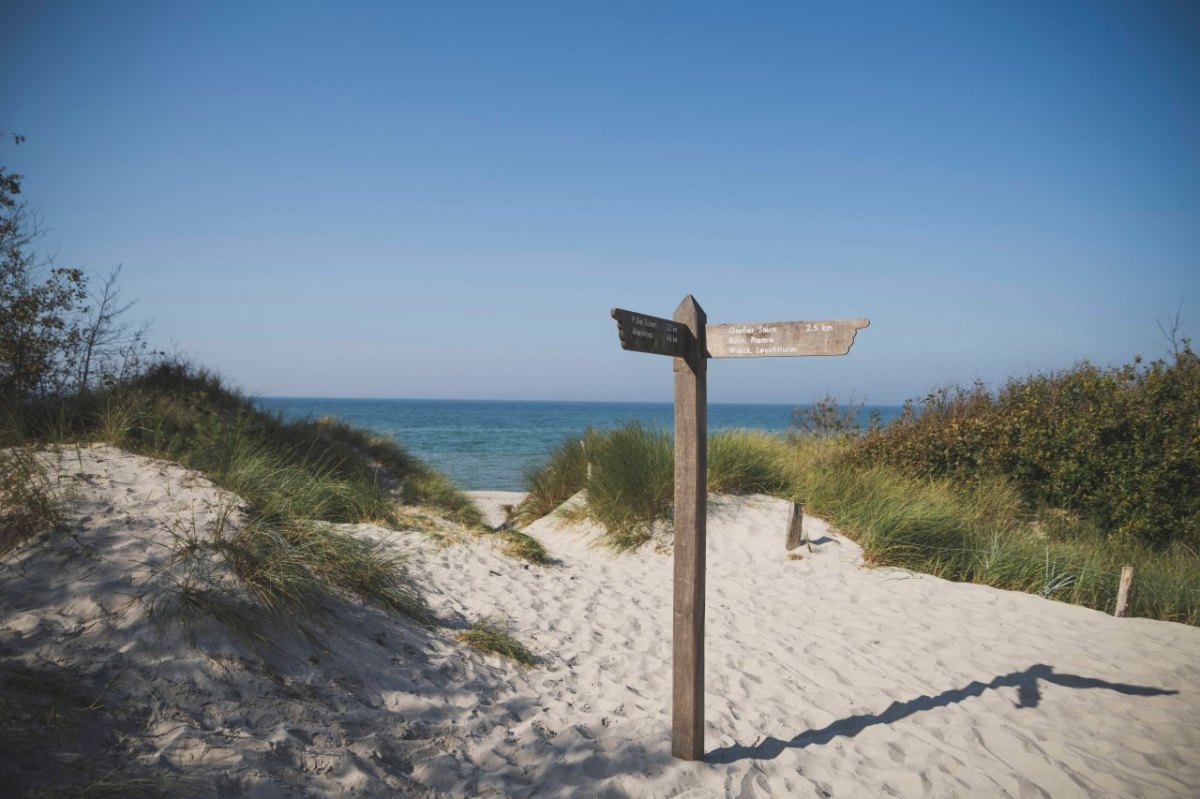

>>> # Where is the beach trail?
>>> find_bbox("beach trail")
[2,445,1197,797]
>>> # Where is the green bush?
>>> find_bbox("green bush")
[851,346,1200,549]
[785,437,1199,624]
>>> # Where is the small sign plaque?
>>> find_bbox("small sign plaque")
[611,308,691,358]
[706,319,869,358]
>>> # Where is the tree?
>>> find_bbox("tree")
[0,166,88,399]
[73,264,150,391]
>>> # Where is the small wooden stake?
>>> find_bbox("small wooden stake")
[1115,565,1134,617]
[786,502,809,552]
[671,295,707,761]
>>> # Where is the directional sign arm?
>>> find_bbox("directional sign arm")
[611,307,693,358]
[706,319,869,358]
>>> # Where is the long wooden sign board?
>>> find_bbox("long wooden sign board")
[611,296,868,763]
[612,308,869,360]
[706,318,869,358]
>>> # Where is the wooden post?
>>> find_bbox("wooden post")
[672,294,707,761]
[1115,565,1134,617]
[609,299,868,762]
[786,501,809,552]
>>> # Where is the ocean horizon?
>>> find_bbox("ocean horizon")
[255,397,903,491]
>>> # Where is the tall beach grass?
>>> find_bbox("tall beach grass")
[1,361,488,637]
[520,422,1199,625]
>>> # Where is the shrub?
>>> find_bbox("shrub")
[851,347,1200,549]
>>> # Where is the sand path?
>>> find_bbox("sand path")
[1,446,1197,797]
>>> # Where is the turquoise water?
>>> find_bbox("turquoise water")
[255,398,902,491]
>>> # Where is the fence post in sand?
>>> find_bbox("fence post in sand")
[786,502,810,552]
[1115,565,1134,617]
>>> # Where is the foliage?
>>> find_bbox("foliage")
[707,430,794,495]
[7,360,482,530]
[582,423,674,551]
[0,167,145,401]
[0,166,88,398]
[455,617,539,666]
[495,529,550,565]
[519,424,795,551]
[513,431,593,526]
[791,393,879,437]
[0,445,63,556]
[785,437,1198,625]
[850,345,1200,549]
[518,418,1199,624]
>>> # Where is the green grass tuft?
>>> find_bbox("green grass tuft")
[514,431,593,525]
[0,445,63,556]
[496,529,550,565]
[455,617,539,666]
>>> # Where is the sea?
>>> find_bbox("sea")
[254,398,904,491]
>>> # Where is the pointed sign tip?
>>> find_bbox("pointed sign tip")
[675,294,705,316]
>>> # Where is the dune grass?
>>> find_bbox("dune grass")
[455,617,539,667]
[494,529,550,565]
[513,431,594,526]
[518,422,1199,625]
[1,362,489,640]
[4,363,483,530]
[0,445,63,557]
[786,438,1200,624]
[519,425,796,551]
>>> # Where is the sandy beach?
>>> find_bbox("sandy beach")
[2,445,1198,797]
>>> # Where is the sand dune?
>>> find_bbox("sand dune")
[1,445,1197,797]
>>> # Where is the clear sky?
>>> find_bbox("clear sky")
[2,1,1198,404]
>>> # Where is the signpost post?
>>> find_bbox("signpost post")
[611,296,868,761]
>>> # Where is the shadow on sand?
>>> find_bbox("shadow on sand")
[706,663,1178,764]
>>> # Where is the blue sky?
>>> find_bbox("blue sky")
[2,1,1197,403]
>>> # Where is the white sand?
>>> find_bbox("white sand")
[2,445,1198,797]
[465,490,528,529]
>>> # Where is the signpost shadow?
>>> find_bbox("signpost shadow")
[704,663,1178,764]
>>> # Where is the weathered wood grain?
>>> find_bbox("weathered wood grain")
[611,307,691,358]
[786,502,808,552]
[1115,565,1134,617]
[610,296,869,764]
[672,294,707,762]
[706,319,869,358]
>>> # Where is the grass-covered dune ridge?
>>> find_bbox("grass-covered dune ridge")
[2,361,494,630]
[518,346,1200,625]
[516,425,795,551]
[4,361,484,530]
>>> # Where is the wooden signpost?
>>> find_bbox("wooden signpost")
[611,295,869,761]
